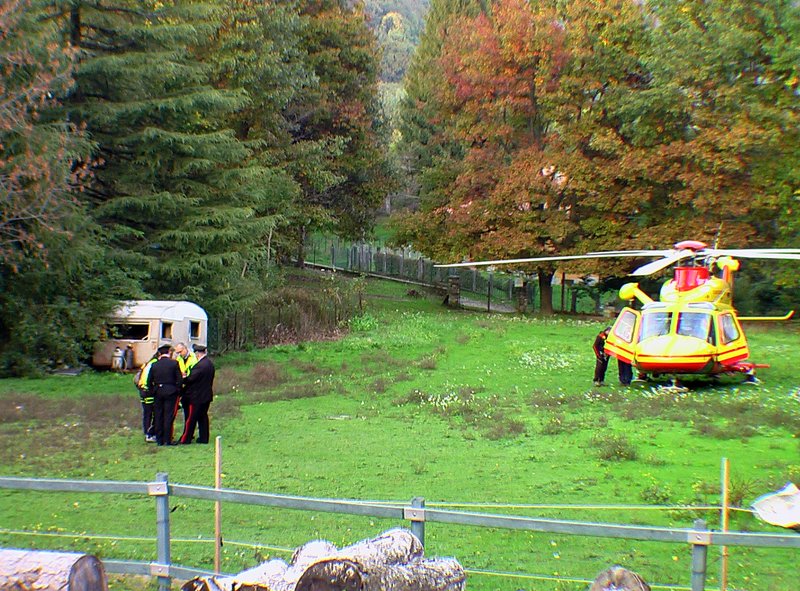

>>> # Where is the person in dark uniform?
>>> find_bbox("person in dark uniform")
[593,327,611,386]
[618,358,633,386]
[178,345,215,444]
[147,344,183,446]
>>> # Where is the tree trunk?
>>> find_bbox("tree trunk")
[296,225,306,268]
[538,268,555,314]
[0,549,108,591]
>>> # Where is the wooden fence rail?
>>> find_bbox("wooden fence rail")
[2,474,798,591]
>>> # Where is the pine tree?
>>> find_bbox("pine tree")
[285,0,392,251]
[62,0,289,314]
[396,0,484,211]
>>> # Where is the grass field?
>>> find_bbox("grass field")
[2,276,800,590]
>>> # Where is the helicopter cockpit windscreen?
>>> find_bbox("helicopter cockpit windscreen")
[677,312,714,343]
[639,311,672,340]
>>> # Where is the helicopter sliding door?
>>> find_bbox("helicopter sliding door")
[716,312,749,366]
[605,308,639,364]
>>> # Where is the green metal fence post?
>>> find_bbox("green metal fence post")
[407,496,425,548]
[690,518,709,591]
[151,472,171,591]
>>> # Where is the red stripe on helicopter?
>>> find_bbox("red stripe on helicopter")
[605,344,634,363]
[717,346,748,363]
[636,360,712,373]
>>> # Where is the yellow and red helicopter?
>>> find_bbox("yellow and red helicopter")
[438,240,800,382]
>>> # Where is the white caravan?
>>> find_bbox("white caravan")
[92,300,208,369]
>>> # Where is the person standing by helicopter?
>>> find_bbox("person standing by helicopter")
[593,327,611,386]
[618,358,633,386]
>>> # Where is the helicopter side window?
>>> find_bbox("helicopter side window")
[639,312,672,341]
[719,314,740,344]
[677,312,713,342]
[613,310,637,343]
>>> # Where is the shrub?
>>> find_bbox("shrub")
[418,355,437,370]
[540,413,575,435]
[590,432,638,461]
[349,313,379,332]
[485,413,527,440]
[640,481,673,505]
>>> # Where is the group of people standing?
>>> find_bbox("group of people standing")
[593,326,633,387]
[136,342,215,446]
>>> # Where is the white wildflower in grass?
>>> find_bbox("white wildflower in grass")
[519,348,579,373]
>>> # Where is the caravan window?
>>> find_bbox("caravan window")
[161,322,173,340]
[110,323,149,340]
[190,321,201,339]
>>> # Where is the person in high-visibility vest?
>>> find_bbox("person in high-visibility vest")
[174,342,198,377]
[173,342,198,431]
[136,355,158,442]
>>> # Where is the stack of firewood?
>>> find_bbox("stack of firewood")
[183,528,465,591]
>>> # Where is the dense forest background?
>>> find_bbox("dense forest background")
[2,0,798,375]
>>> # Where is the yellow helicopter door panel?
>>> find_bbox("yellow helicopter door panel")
[605,308,639,364]
[716,312,750,366]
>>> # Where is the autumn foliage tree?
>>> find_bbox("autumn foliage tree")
[0,0,84,267]
[395,0,798,311]
[0,0,129,375]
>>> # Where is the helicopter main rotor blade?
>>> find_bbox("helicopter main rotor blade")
[586,249,673,257]
[630,251,696,276]
[434,252,634,269]
[706,249,800,259]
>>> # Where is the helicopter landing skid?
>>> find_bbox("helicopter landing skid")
[654,380,689,394]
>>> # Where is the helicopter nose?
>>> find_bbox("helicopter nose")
[635,335,715,373]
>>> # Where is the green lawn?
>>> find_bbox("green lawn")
[2,278,799,590]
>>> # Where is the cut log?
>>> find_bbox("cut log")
[0,548,108,591]
[331,528,423,568]
[590,566,650,591]
[293,558,363,591]
[290,541,339,570]
[295,557,465,591]
[366,558,465,591]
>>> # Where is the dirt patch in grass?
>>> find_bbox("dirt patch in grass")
[0,392,138,467]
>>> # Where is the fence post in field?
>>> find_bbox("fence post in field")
[330,244,335,269]
[487,272,493,312]
[447,275,461,308]
[406,496,426,547]
[689,518,709,591]
[151,472,171,591]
